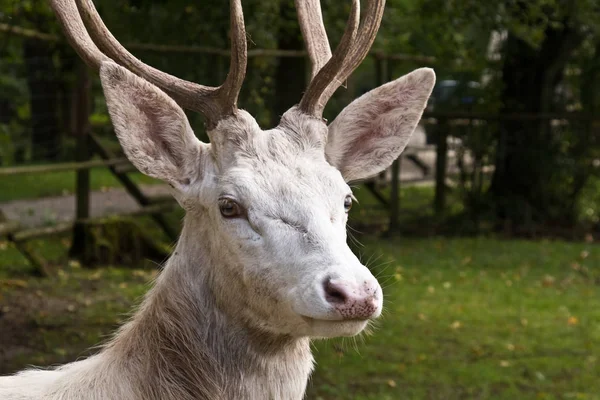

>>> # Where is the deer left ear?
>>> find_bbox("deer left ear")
[325,68,435,182]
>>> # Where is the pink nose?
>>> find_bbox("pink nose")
[323,278,379,320]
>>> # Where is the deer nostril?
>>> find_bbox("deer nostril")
[324,280,349,305]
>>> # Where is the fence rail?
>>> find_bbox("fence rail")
[0,158,130,176]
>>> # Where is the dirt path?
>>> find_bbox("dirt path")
[0,184,172,229]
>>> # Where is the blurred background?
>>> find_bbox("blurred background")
[0,1,599,399]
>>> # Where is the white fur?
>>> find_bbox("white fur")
[326,68,436,182]
[0,61,434,399]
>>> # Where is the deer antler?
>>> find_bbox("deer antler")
[295,0,333,80]
[296,0,386,118]
[50,0,247,128]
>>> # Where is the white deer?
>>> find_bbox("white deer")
[0,0,434,398]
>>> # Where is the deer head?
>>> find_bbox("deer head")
[51,0,434,339]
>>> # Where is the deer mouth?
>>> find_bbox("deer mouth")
[299,316,370,338]
[299,314,372,323]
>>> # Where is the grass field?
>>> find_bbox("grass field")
[1,235,598,399]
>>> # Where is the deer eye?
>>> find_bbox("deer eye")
[344,195,353,212]
[218,198,243,218]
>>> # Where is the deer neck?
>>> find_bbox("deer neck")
[104,213,314,400]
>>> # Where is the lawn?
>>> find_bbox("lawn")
[0,235,598,399]
[307,237,599,400]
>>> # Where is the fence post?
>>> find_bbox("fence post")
[69,62,91,259]
[388,158,401,233]
[375,54,402,233]
[434,117,448,215]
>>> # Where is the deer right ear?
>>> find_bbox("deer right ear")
[100,61,208,189]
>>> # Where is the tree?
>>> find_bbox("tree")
[489,1,597,229]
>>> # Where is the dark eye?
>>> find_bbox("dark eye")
[218,198,243,218]
[344,195,353,212]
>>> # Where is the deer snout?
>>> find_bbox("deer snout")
[323,278,381,320]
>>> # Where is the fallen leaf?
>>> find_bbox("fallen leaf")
[387,380,397,388]
[535,371,546,381]
[89,271,103,280]
[542,275,555,287]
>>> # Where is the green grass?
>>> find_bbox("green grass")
[0,266,154,372]
[307,237,600,399]
[1,236,598,399]
[0,168,160,202]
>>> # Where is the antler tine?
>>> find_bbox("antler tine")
[298,0,386,119]
[76,0,221,122]
[50,0,111,69]
[219,0,248,113]
[298,0,360,117]
[52,0,247,127]
[295,0,333,79]
[320,0,385,102]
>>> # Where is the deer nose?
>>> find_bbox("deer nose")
[323,278,380,320]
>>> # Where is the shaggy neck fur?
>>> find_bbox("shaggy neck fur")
[2,214,313,400]
[104,214,314,400]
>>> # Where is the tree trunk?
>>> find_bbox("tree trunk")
[489,21,584,230]
[23,38,62,162]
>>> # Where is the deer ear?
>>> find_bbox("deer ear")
[325,68,435,182]
[100,61,206,189]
